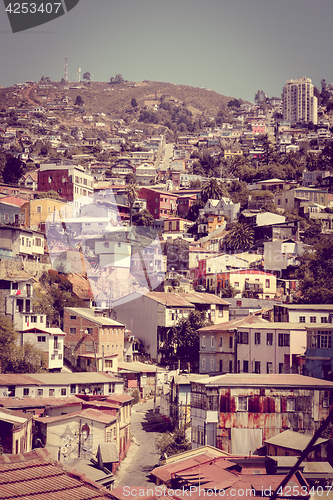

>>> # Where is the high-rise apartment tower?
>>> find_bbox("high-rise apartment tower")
[282,77,318,125]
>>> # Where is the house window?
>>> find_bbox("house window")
[202,336,206,348]
[218,309,223,317]
[267,332,273,345]
[38,389,43,397]
[219,337,223,347]
[23,388,29,396]
[310,316,317,323]
[267,362,273,374]
[49,389,55,396]
[202,358,206,370]
[70,315,76,320]
[234,282,239,287]
[243,360,249,373]
[211,336,214,348]
[323,398,329,408]
[229,337,233,348]
[210,359,214,371]
[36,206,42,213]
[105,360,113,368]
[255,361,261,373]
[229,360,233,373]
[239,332,248,344]
[278,333,290,346]
[287,398,296,412]
[87,328,93,335]
[61,388,66,396]
[265,279,270,288]
[279,363,284,374]
[70,328,76,334]
[37,336,46,342]
[299,316,305,323]
[317,331,332,349]
[109,383,115,393]
[255,332,261,345]
[238,396,248,411]
[31,316,37,323]
[321,317,328,323]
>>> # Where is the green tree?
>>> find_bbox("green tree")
[254,90,266,106]
[75,95,84,106]
[83,72,91,81]
[186,199,204,222]
[36,190,60,200]
[125,182,139,225]
[125,173,137,184]
[303,219,322,245]
[0,317,46,373]
[201,178,228,204]
[132,209,154,226]
[156,429,191,457]
[159,310,210,371]
[131,98,138,109]
[34,273,87,328]
[296,235,333,304]
[224,222,255,251]
[2,155,25,184]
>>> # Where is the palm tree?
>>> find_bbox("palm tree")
[200,178,228,204]
[224,222,254,251]
[125,182,139,225]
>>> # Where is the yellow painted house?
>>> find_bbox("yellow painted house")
[21,198,72,230]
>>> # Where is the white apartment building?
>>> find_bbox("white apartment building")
[282,77,318,125]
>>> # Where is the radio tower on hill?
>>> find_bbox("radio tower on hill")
[64,57,68,82]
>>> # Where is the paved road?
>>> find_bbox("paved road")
[114,398,169,488]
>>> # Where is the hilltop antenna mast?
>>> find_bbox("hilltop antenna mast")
[64,57,68,82]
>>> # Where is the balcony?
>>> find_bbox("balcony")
[244,282,263,293]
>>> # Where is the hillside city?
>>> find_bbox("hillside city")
[1,75,333,499]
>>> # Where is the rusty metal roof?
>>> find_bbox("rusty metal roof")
[196,373,333,389]
[0,396,81,410]
[0,448,115,499]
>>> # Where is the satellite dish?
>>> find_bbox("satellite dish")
[85,388,89,394]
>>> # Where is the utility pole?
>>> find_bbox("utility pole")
[153,366,158,414]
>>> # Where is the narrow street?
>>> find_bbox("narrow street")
[114,398,169,488]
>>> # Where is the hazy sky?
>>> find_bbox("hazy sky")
[1,0,333,102]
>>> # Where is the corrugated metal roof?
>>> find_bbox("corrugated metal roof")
[0,448,115,499]
[196,373,333,389]
[146,292,195,308]
[118,361,160,373]
[264,430,328,451]
[64,307,125,327]
[176,292,231,306]
[0,396,80,409]
[24,372,122,386]
[198,315,268,333]
[35,408,117,425]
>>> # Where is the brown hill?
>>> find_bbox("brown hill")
[0,80,247,121]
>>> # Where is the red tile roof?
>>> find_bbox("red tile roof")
[0,448,115,499]
[0,396,82,410]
